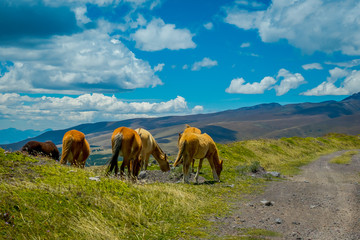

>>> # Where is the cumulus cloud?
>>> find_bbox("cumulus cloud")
[303,68,360,96]
[226,76,276,94]
[0,29,162,94]
[302,63,323,70]
[154,63,165,72]
[274,69,306,96]
[204,22,214,30]
[192,105,204,113]
[131,18,196,51]
[240,42,251,48]
[226,69,305,95]
[224,0,360,55]
[0,94,194,129]
[191,57,218,71]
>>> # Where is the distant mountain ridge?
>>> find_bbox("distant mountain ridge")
[0,128,52,144]
[2,93,360,156]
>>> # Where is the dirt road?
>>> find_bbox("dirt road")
[214,150,360,239]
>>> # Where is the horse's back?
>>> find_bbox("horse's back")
[135,128,154,152]
[112,127,142,154]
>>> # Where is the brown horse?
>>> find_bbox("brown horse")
[21,141,59,160]
[60,130,90,168]
[107,127,142,180]
[135,128,170,172]
[177,124,202,170]
[174,132,223,183]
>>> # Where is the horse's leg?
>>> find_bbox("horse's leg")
[207,155,219,182]
[77,150,84,168]
[191,159,195,172]
[120,158,126,179]
[144,153,150,171]
[195,158,204,184]
[182,155,191,184]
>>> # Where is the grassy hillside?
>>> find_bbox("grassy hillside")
[1,133,360,239]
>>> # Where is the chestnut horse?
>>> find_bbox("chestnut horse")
[135,128,170,172]
[177,124,202,170]
[174,132,223,183]
[21,141,59,160]
[60,130,90,168]
[107,127,142,180]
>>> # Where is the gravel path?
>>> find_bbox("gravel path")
[213,150,360,239]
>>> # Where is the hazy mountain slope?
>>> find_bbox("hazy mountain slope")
[0,128,51,144]
[2,93,360,156]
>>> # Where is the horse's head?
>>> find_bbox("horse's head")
[159,154,170,172]
[216,159,223,181]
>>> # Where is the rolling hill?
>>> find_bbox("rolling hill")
[2,93,360,161]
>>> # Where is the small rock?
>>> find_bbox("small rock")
[267,171,281,177]
[227,184,235,188]
[138,171,147,179]
[292,221,300,225]
[275,218,283,224]
[304,180,309,183]
[260,200,274,206]
[89,177,100,181]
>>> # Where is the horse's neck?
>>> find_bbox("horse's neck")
[152,143,165,161]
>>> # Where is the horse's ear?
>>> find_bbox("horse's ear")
[185,124,190,128]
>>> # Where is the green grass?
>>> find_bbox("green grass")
[330,150,359,164]
[1,133,360,239]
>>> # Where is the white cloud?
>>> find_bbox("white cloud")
[204,22,214,30]
[225,76,276,94]
[154,63,165,72]
[224,0,360,55]
[191,57,218,71]
[0,28,162,94]
[325,59,360,68]
[131,18,196,51]
[73,6,91,25]
[240,42,251,48]
[275,69,306,96]
[303,68,360,96]
[0,94,195,129]
[192,105,204,113]
[302,63,323,70]
[225,69,305,95]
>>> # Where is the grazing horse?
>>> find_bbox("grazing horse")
[135,128,170,172]
[174,132,223,184]
[177,124,202,171]
[107,127,142,180]
[21,141,59,160]
[60,130,90,168]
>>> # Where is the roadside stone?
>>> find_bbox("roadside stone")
[275,218,283,224]
[138,171,147,179]
[267,171,281,177]
[260,200,274,206]
[89,176,100,181]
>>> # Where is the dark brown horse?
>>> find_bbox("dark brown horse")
[21,141,60,160]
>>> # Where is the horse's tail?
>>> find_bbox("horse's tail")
[60,136,73,165]
[173,140,186,167]
[108,133,123,174]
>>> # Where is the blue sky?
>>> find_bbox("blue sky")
[1,0,360,131]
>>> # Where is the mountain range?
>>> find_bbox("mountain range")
[0,128,52,144]
[2,93,360,163]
